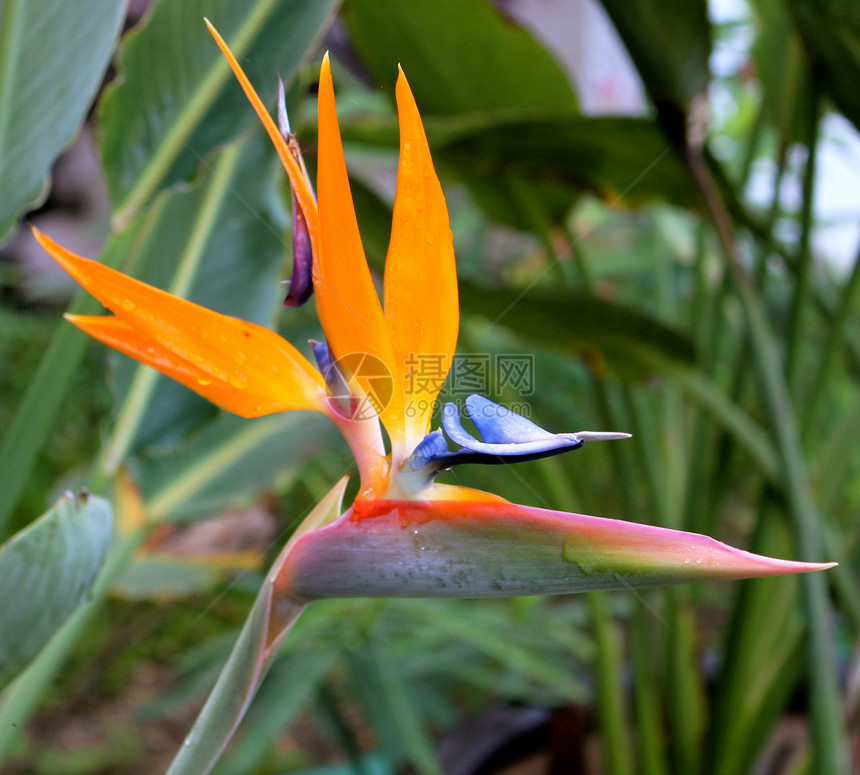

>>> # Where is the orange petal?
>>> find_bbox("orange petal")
[34,228,325,417]
[316,55,403,440]
[204,20,319,247]
[68,315,301,418]
[384,68,459,448]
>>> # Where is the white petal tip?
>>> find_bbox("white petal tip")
[576,431,633,442]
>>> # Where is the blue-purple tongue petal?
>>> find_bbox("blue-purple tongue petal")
[441,402,483,448]
[399,398,630,493]
[465,395,556,443]
[311,340,349,399]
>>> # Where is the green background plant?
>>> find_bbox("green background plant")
[1,0,858,772]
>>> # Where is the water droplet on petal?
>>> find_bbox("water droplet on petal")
[121,299,135,311]
[197,378,211,386]
[235,352,247,365]
[229,373,248,390]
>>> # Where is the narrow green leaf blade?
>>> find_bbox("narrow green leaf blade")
[0,0,124,241]
[0,492,112,690]
[788,0,860,130]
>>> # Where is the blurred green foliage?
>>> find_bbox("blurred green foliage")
[1,0,859,773]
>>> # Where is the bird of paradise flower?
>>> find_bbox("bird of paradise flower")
[32,20,833,773]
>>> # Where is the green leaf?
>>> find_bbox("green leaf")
[459,283,697,378]
[344,0,577,115]
[751,0,814,144]
[164,478,347,775]
[596,0,711,115]
[141,412,337,523]
[0,492,112,690]
[440,115,698,226]
[0,215,159,538]
[104,129,300,460]
[99,0,338,227]
[460,284,780,480]
[339,113,698,229]
[0,0,124,242]
[788,0,860,131]
[216,645,340,775]
[346,639,443,775]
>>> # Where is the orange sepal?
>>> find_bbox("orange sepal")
[34,228,325,417]
[69,315,306,418]
[384,68,459,448]
[204,19,319,248]
[316,54,403,439]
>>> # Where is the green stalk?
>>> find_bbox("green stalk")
[631,600,669,775]
[786,89,822,393]
[588,592,634,775]
[665,589,705,775]
[683,146,848,774]
[706,150,860,376]
[803,240,860,437]
[568,233,679,775]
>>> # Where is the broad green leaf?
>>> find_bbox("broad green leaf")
[99,0,338,226]
[437,115,698,227]
[106,130,301,459]
[338,113,698,229]
[344,0,577,115]
[0,214,161,537]
[141,411,337,522]
[0,492,112,690]
[0,0,124,242]
[788,0,860,131]
[460,285,779,480]
[165,478,347,775]
[113,557,221,600]
[459,283,697,378]
[597,0,711,116]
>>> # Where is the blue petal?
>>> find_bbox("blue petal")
[399,396,630,494]
[442,399,582,458]
[465,395,556,444]
[403,430,450,472]
[310,340,350,400]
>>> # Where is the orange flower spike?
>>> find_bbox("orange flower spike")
[385,68,459,451]
[34,228,325,417]
[316,54,403,441]
[204,19,318,248]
